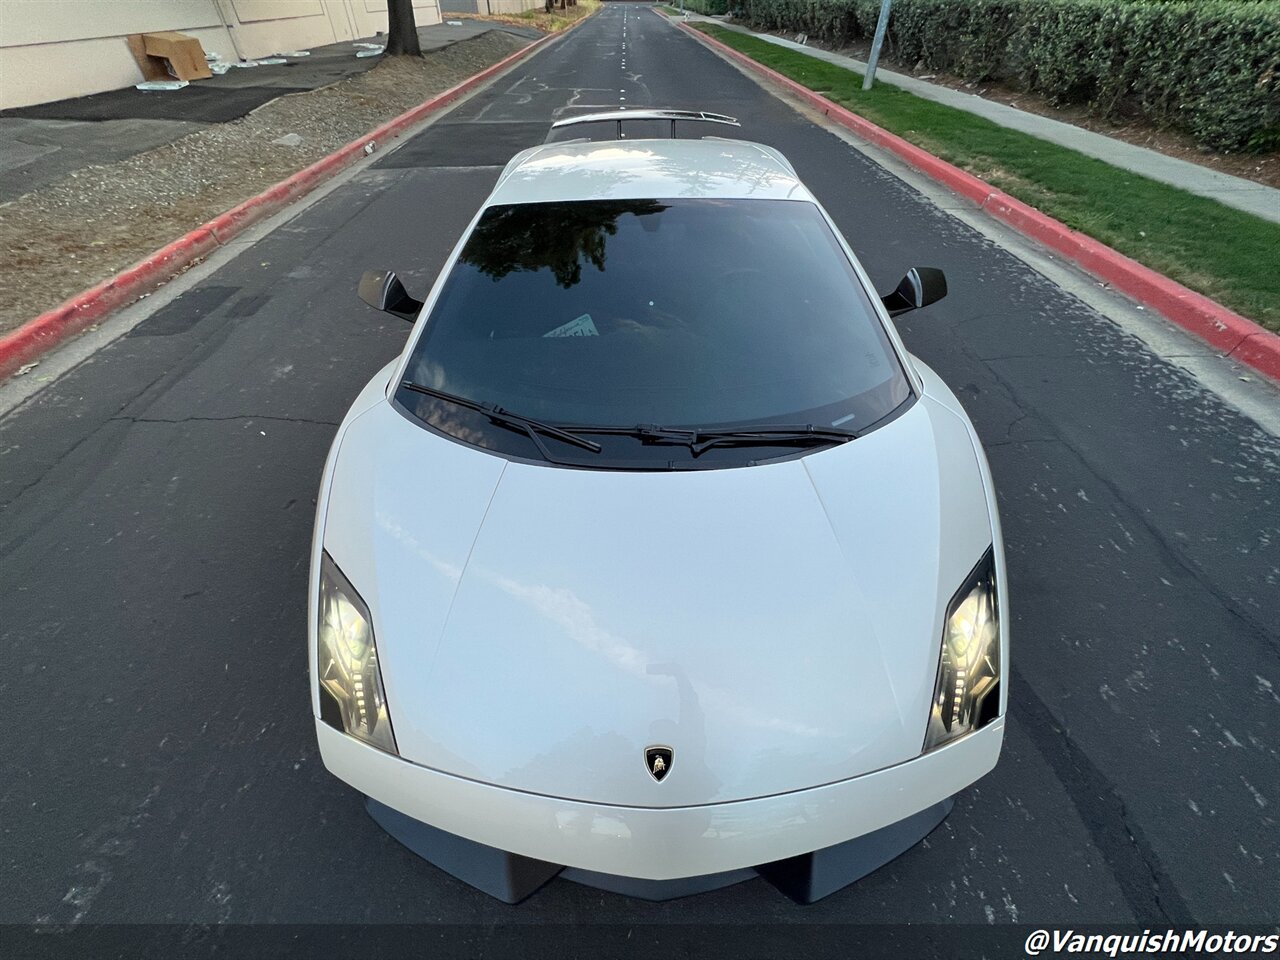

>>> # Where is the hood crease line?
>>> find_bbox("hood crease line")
[422,460,509,682]
[801,458,909,735]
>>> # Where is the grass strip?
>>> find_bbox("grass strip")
[689,22,1280,332]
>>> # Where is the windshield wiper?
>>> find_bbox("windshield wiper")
[400,381,602,454]
[680,424,859,455]
[573,423,859,456]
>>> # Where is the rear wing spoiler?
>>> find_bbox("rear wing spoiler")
[551,109,740,138]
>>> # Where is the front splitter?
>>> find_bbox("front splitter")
[366,794,953,904]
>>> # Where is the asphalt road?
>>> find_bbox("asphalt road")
[2,2,1277,944]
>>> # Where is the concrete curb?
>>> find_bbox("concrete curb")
[672,16,1280,383]
[0,23,579,381]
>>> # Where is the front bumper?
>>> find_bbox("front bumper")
[317,716,1004,900]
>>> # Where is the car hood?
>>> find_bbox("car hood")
[322,397,994,806]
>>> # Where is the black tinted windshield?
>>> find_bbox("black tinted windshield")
[397,197,911,467]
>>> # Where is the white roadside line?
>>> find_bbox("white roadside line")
[663,13,1280,436]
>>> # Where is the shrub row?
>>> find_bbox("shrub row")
[731,0,1280,151]
[679,0,732,14]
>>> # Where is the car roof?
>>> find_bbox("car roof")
[488,137,813,206]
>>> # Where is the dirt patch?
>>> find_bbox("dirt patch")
[749,27,1280,189]
[965,164,1042,197]
[0,30,531,339]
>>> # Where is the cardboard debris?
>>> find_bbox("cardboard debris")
[127,31,212,82]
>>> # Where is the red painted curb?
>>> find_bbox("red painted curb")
[0,24,579,381]
[675,17,1280,383]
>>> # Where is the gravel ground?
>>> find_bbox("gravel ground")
[0,30,531,339]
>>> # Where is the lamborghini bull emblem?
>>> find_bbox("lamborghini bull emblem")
[645,745,673,782]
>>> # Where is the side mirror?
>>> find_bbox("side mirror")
[358,269,424,323]
[881,267,947,317]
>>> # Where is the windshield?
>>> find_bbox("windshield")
[397,197,911,467]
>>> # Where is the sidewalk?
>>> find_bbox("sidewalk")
[0,21,542,203]
[685,14,1280,225]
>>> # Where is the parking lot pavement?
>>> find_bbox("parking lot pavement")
[1,2,1276,933]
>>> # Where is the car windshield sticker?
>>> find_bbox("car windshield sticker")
[543,314,598,338]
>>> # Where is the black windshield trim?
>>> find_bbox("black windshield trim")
[555,422,860,456]
[400,380,603,455]
[395,196,916,469]
[389,389,917,472]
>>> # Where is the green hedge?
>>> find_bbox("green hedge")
[679,0,731,13]
[732,0,1280,151]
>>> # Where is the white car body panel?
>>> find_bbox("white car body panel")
[311,137,1008,888]
[913,355,1011,718]
[317,715,1003,881]
[489,139,809,204]
[321,393,993,806]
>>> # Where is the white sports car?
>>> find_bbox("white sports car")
[310,111,1007,903]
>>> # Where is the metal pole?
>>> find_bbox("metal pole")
[863,0,892,91]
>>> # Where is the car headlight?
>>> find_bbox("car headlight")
[924,548,1001,752]
[316,552,397,755]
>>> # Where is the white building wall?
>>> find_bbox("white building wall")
[0,0,443,110]
[486,0,538,13]
[440,0,539,13]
